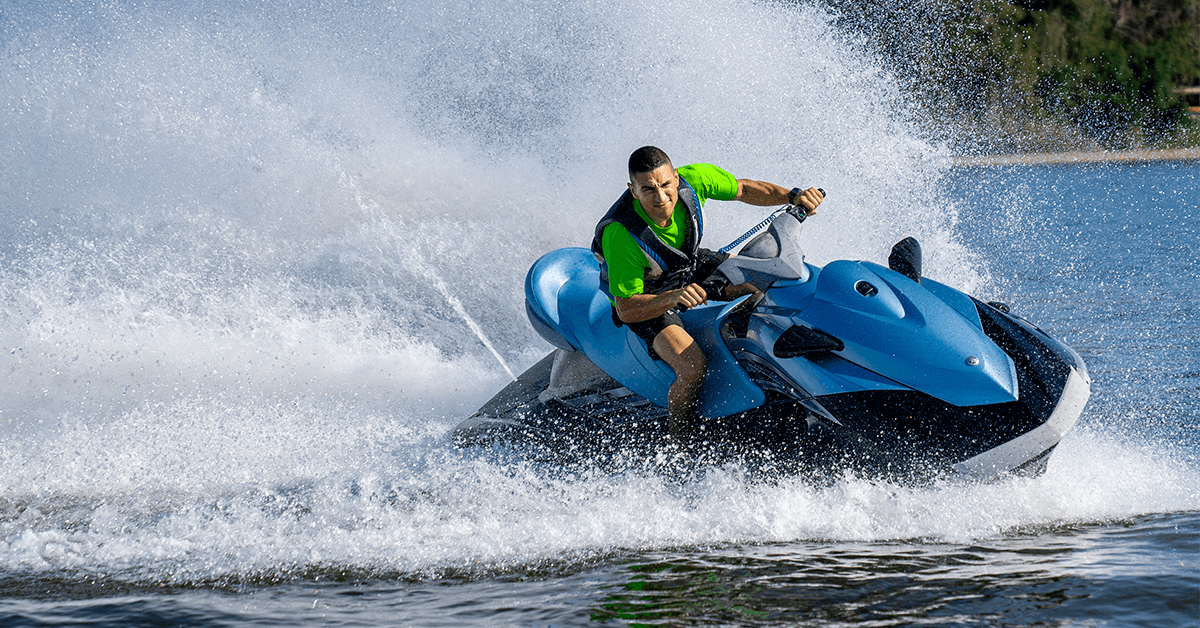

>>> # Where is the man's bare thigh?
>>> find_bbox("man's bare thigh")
[653,324,706,379]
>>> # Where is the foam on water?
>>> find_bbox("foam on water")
[2,424,1196,583]
[1,0,1195,585]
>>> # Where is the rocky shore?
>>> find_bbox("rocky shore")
[954,147,1200,167]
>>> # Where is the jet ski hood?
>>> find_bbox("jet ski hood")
[794,260,1018,406]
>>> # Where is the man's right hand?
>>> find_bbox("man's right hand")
[614,283,709,322]
[670,283,708,310]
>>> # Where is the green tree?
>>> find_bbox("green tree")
[816,0,1200,151]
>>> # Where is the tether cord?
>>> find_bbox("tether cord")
[718,208,787,254]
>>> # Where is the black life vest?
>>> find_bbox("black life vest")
[591,177,704,299]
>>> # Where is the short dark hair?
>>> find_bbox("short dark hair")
[628,146,672,177]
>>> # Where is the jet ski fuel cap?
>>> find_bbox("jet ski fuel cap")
[854,280,878,297]
[966,356,980,366]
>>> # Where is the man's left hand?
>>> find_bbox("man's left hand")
[794,187,824,215]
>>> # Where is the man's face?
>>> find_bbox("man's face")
[628,164,679,226]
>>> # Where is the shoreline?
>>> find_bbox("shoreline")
[953,147,1200,167]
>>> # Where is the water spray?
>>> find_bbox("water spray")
[421,264,518,382]
[340,166,519,382]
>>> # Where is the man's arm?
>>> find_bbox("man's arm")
[613,284,708,323]
[736,179,824,214]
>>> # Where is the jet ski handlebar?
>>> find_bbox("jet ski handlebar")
[677,189,825,312]
[718,189,825,256]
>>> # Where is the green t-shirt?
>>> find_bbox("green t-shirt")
[601,163,739,298]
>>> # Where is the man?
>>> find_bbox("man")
[591,146,824,443]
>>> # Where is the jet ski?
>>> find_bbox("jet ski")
[454,204,1091,481]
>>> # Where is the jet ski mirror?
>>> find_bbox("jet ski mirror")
[888,236,922,284]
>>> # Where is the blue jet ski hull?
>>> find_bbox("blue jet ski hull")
[456,232,1089,481]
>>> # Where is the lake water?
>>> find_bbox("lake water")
[1,1,1197,626]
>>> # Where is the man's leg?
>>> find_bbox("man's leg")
[652,324,708,442]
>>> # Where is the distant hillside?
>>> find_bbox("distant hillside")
[814,0,1200,154]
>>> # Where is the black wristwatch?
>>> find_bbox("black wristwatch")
[787,187,803,206]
